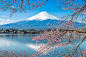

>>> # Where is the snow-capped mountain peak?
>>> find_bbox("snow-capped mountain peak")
[27,11,60,20]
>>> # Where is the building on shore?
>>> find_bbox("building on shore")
[0,28,3,31]
[0,28,3,33]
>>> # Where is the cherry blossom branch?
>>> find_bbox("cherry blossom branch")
[67,36,86,57]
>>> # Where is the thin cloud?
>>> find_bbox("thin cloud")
[1,15,6,17]
[0,19,16,25]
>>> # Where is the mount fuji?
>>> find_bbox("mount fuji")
[26,11,60,20]
[0,11,85,30]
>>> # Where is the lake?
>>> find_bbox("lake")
[0,34,86,57]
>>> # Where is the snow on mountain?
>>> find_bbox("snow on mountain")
[27,11,60,20]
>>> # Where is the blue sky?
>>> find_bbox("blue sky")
[0,0,84,25]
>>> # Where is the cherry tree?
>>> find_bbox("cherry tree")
[0,0,47,17]
[31,0,86,57]
[0,0,86,57]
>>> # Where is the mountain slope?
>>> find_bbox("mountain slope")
[0,19,61,29]
[0,19,85,30]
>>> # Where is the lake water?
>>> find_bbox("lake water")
[0,34,41,55]
[0,34,86,57]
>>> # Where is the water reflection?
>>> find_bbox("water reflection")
[0,34,41,54]
[0,34,86,56]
